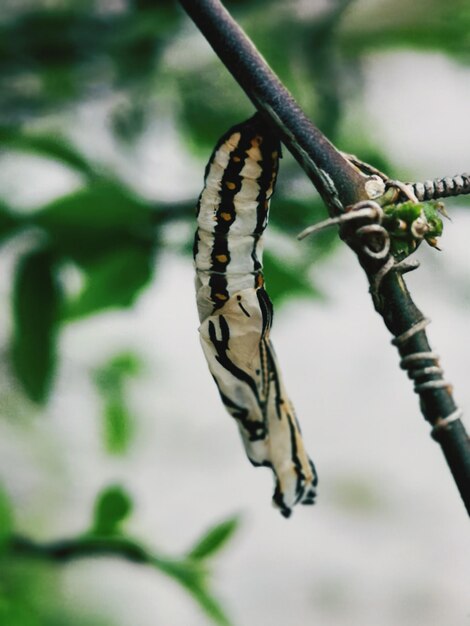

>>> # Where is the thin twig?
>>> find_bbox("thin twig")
[9,534,231,625]
[11,534,158,564]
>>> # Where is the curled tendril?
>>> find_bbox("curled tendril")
[299,199,462,441]
[298,200,420,305]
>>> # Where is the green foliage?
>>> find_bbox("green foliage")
[339,0,470,60]
[422,201,445,237]
[32,178,157,320]
[153,555,233,626]
[11,248,61,404]
[0,200,22,244]
[0,1,468,625]
[0,561,62,626]
[154,516,241,626]
[31,179,158,320]
[263,250,320,307]
[65,245,154,320]
[0,487,237,626]
[383,199,445,261]
[270,196,324,233]
[102,401,132,455]
[188,516,240,561]
[0,128,96,179]
[270,195,339,263]
[177,63,253,154]
[0,486,13,553]
[0,3,181,125]
[5,175,157,400]
[182,583,233,626]
[33,179,155,266]
[91,485,133,536]
[93,352,142,455]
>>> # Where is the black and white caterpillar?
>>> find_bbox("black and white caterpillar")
[193,114,317,517]
[410,173,470,202]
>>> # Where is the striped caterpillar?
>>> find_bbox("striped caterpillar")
[193,114,317,517]
[409,173,470,202]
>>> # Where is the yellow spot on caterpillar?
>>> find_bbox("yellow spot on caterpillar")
[256,274,264,288]
[215,254,228,263]
[233,156,241,162]
[215,293,228,301]
[272,151,278,159]
[220,212,232,221]
[225,181,236,190]
[251,135,263,147]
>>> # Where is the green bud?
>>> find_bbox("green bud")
[382,200,445,260]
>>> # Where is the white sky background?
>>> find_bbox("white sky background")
[0,43,469,626]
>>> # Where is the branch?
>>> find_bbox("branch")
[177,0,381,214]
[9,533,232,626]
[345,155,470,202]
[10,534,153,564]
[339,205,470,513]
[178,0,470,515]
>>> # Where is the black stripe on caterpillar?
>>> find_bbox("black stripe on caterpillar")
[194,114,317,517]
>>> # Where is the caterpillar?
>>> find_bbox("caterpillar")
[409,173,470,202]
[193,113,317,517]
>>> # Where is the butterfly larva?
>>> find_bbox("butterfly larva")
[410,173,470,202]
[194,114,317,517]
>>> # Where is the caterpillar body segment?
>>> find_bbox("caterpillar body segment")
[194,114,317,516]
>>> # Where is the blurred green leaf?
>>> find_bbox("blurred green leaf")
[111,7,180,83]
[92,485,133,536]
[0,200,23,244]
[0,128,95,179]
[65,245,154,320]
[177,64,252,153]
[153,556,204,590]
[151,514,239,624]
[0,556,113,626]
[0,486,13,553]
[11,248,61,404]
[304,226,339,264]
[155,557,233,626]
[263,250,320,307]
[188,517,240,561]
[111,100,147,144]
[103,401,132,455]
[0,5,180,125]
[185,584,233,626]
[94,352,142,392]
[339,0,470,59]
[270,196,326,232]
[270,195,339,264]
[245,18,320,116]
[93,352,142,455]
[0,560,57,626]
[34,179,155,266]
[0,10,103,69]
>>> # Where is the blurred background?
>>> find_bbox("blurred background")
[0,0,469,624]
